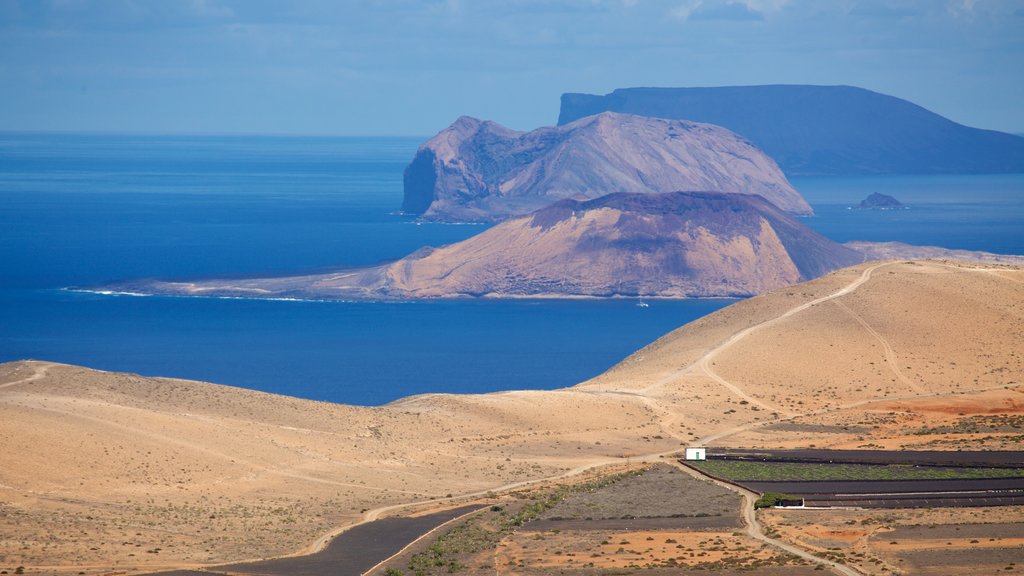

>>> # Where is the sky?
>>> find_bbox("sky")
[1,0,1022,136]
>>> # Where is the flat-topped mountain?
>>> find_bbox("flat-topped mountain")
[403,112,811,222]
[558,85,1024,176]
[112,191,858,300]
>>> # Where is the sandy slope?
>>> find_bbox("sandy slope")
[1,260,1021,574]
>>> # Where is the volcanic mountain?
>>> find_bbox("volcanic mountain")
[558,85,1024,176]
[403,112,811,222]
[114,191,861,300]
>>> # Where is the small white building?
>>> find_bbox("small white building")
[684,447,706,461]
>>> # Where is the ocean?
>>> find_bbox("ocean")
[1,133,1021,405]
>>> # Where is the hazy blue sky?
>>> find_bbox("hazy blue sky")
[2,0,1022,135]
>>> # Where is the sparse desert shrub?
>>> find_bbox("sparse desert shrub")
[754,492,799,509]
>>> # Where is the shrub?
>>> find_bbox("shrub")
[753,492,799,509]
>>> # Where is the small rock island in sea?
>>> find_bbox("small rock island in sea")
[855,192,907,210]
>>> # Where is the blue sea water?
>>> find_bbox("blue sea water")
[0,134,733,405]
[1,134,1021,405]
[793,174,1024,256]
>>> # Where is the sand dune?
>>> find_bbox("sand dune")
[1,260,1021,574]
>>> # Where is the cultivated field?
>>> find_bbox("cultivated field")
[374,464,821,575]
[761,505,1024,575]
[688,451,1024,508]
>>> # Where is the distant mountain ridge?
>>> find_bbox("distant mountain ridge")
[558,85,1024,176]
[403,112,811,222]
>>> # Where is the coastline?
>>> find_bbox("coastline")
[4,260,1023,573]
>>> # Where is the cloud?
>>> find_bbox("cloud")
[674,1,766,22]
[188,0,234,20]
[946,0,980,20]
[849,1,919,19]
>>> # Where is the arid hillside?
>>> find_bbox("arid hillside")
[2,260,1022,574]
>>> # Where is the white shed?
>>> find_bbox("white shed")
[684,447,706,461]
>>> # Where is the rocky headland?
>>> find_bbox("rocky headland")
[403,112,811,222]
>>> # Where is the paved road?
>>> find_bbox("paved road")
[140,505,482,576]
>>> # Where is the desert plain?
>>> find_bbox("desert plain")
[1,259,1023,575]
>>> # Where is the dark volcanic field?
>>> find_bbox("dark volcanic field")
[697,450,1024,509]
[746,478,1024,508]
[692,450,1024,508]
[712,449,1024,467]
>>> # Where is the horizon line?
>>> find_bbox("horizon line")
[0,128,433,139]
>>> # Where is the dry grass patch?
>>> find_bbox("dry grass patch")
[497,529,811,573]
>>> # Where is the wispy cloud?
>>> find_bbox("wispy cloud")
[2,0,1022,134]
[946,0,981,19]
[849,0,919,19]
[692,1,764,20]
[672,0,789,22]
[187,0,234,20]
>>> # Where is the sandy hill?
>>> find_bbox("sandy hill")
[403,112,810,221]
[3,260,1023,573]
[558,85,1024,176]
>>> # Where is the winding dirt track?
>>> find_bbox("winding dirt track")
[832,299,925,394]
[671,461,860,576]
[0,360,53,390]
[224,264,892,576]
[342,264,895,576]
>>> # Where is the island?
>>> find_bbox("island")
[403,111,811,222]
[855,192,907,210]
[97,191,861,300]
[558,85,1024,176]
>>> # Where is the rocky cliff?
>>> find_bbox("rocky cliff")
[403,112,810,222]
[558,85,1024,176]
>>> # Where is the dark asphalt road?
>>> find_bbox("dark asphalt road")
[140,504,483,576]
